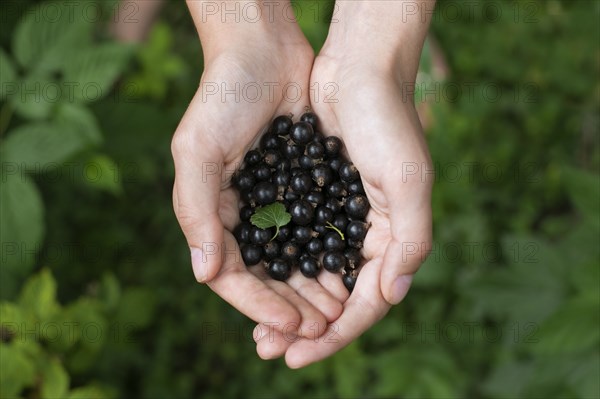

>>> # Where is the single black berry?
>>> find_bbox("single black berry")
[347,180,365,195]
[344,248,361,269]
[282,142,303,159]
[290,199,314,225]
[339,162,359,182]
[263,150,281,167]
[290,121,314,145]
[272,115,293,135]
[323,136,342,158]
[305,190,325,206]
[299,154,317,170]
[314,206,334,224]
[306,238,323,256]
[293,225,313,244]
[312,164,334,187]
[284,190,301,202]
[346,221,370,241]
[328,157,343,173]
[342,271,357,292]
[306,141,325,159]
[267,258,291,281]
[253,163,272,181]
[234,222,252,243]
[299,255,320,278]
[260,133,281,151]
[290,172,313,194]
[281,241,301,262]
[253,181,277,205]
[327,181,347,198]
[239,206,254,222]
[300,111,318,129]
[244,149,262,166]
[233,170,255,191]
[241,244,263,266]
[274,170,291,186]
[345,194,370,218]
[263,240,281,260]
[324,197,342,214]
[323,232,345,251]
[323,250,346,272]
[277,225,292,242]
[332,213,349,231]
[313,223,327,235]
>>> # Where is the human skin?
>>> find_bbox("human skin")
[171,0,435,366]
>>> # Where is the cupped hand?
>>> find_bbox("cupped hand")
[253,55,434,367]
[171,37,348,339]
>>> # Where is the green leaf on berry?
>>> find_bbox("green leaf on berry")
[326,221,345,240]
[250,202,291,240]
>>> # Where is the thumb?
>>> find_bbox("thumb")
[380,185,432,305]
[172,129,225,284]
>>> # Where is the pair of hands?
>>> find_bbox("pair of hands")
[171,17,432,368]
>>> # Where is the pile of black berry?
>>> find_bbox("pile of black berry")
[232,111,370,292]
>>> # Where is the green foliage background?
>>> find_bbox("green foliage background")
[1,0,598,398]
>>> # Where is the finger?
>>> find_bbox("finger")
[254,325,295,360]
[172,102,226,283]
[287,273,343,322]
[208,232,301,331]
[284,259,390,369]
[264,279,328,339]
[380,171,432,305]
[316,269,350,303]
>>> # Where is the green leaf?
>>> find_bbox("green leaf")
[40,357,70,399]
[55,102,103,145]
[63,44,132,103]
[534,296,600,355]
[2,122,93,169]
[0,47,17,100]
[0,173,44,276]
[9,74,56,120]
[18,269,60,322]
[0,343,37,398]
[12,2,92,73]
[250,202,291,240]
[82,154,122,195]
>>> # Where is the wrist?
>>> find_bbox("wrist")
[187,0,306,60]
[320,0,435,82]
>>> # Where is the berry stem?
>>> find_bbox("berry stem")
[326,221,345,240]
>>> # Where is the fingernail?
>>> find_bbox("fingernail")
[191,247,207,282]
[390,275,413,305]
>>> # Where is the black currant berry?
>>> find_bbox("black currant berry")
[328,157,343,173]
[282,142,303,159]
[323,136,342,157]
[272,115,293,135]
[312,164,334,188]
[298,154,317,170]
[277,225,292,242]
[299,255,320,278]
[348,239,364,249]
[281,241,301,262]
[347,180,365,195]
[290,121,314,145]
[253,163,272,181]
[284,190,301,202]
[267,258,291,281]
[233,170,255,191]
[306,141,325,159]
[234,222,252,243]
[324,197,342,214]
[305,190,325,206]
[313,223,327,235]
[250,226,272,245]
[263,240,281,260]
[290,199,314,226]
[345,194,370,218]
[314,206,334,224]
[274,170,291,186]
[339,162,359,182]
[306,238,323,256]
[239,206,254,222]
[293,225,313,244]
[342,272,357,292]
[323,232,345,251]
[346,220,370,242]
[300,111,318,129]
[240,190,254,205]
[332,213,349,231]
[260,133,281,151]
[326,181,347,198]
[290,172,313,194]
[263,150,281,167]
[241,244,263,266]
[344,248,361,269]
[276,158,291,172]
[244,149,262,166]
[253,181,277,205]
[323,250,346,272]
